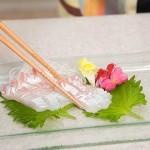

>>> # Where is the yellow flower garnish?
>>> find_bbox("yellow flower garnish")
[79,58,97,85]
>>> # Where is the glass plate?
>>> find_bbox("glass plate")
[0,51,150,149]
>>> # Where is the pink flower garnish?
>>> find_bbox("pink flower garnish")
[96,63,128,91]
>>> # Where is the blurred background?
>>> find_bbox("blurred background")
[0,0,150,20]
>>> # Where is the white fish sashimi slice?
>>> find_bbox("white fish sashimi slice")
[2,64,111,113]
[60,77,111,113]
[3,87,70,112]
[2,66,71,112]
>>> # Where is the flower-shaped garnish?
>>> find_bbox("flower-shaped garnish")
[79,58,97,85]
[96,64,128,91]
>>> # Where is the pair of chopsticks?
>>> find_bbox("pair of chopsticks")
[0,22,81,108]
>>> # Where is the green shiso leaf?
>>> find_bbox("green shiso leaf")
[84,75,147,122]
[0,93,75,128]
[84,77,91,85]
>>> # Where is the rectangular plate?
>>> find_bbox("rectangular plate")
[0,51,150,149]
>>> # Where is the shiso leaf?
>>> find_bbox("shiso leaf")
[0,93,75,128]
[84,75,147,121]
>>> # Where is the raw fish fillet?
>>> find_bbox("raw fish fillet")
[2,64,111,113]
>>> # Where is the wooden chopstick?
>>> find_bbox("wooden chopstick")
[0,22,63,81]
[0,35,81,108]
[0,36,81,108]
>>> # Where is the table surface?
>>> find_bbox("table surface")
[1,13,150,64]
[0,14,150,150]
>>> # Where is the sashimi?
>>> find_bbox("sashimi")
[2,64,111,113]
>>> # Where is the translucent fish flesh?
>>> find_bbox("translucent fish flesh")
[2,64,111,113]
